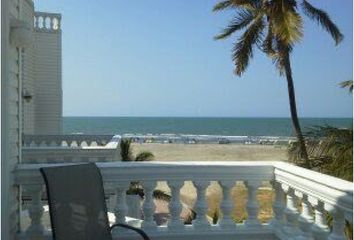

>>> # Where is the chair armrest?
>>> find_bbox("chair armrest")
[110,223,150,240]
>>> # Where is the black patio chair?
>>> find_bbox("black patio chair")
[40,163,150,240]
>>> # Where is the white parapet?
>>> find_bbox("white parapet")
[14,161,352,240]
[22,134,121,163]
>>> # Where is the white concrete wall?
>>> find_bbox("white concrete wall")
[21,0,36,134]
[33,13,63,134]
[20,9,63,135]
[1,0,23,238]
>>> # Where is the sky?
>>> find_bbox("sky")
[35,0,353,118]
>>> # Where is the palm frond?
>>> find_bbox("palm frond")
[232,16,264,75]
[271,39,293,75]
[262,21,276,56]
[339,80,353,93]
[271,9,303,44]
[213,0,260,12]
[289,125,353,181]
[214,10,254,40]
[301,0,343,45]
[120,138,133,161]
[135,151,154,161]
[213,0,234,12]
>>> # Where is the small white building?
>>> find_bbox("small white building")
[21,2,63,135]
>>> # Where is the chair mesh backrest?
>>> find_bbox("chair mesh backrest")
[40,163,112,240]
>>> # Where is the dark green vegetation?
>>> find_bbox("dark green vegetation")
[288,80,352,181]
[213,0,343,168]
[120,138,154,161]
[289,81,352,239]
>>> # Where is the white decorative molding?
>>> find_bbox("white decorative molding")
[14,161,353,240]
[34,12,61,33]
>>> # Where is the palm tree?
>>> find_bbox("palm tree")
[340,80,353,93]
[120,138,154,161]
[213,0,343,168]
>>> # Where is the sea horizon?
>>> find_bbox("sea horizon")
[63,116,353,137]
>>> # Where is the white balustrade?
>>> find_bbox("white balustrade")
[219,180,236,228]
[113,182,129,225]
[328,207,346,240]
[244,180,261,226]
[22,134,121,163]
[167,180,184,230]
[297,194,314,239]
[271,181,285,227]
[193,181,210,229]
[14,161,352,240]
[25,185,45,238]
[141,181,156,229]
[282,186,300,236]
[23,134,114,147]
[312,200,330,239]
[34,12,61,32]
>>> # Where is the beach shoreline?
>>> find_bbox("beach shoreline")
[131,143,288,161]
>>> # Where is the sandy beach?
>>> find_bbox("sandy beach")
[132,143,288,161]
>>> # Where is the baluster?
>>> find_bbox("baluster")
[311,201,329,239]
[244,181,261,226]
[193,181,210,229]
[297,194,314,239]
[328,207,346,240]
[34,16,39,29]
[219,180,236,228]
[282,185,301,236]
[57,17,61,30]
[167,180,184,230]
[50,17,54,30]
[113,182,128,225]
[271,181,285,228]
[142,181,156,229]
[26,185,45,239]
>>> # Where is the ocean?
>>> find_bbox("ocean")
[63,117,352,137]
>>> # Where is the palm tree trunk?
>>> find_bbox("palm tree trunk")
[284,52,311,168]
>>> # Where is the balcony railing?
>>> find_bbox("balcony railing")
[15,161,352,240]
[34,12,61,33]
[23,134,115,147]
[22,135,121,163]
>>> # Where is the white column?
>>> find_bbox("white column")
[113,182,128,225]
[141,181,156,229]
[328,207,346,240]
[271,181,285,227]
[219,180,236,228]
[26,185,45,239]
[193,181,210,229]
[311,201,329,240]
[167,180,184,230]
[244,181,261,226]
[282,185,300,237]
[297,194,314,239]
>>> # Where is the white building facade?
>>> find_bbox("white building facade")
[22,9,63,135]
[2,0,62,238]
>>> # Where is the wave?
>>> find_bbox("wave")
[122,133,296,145]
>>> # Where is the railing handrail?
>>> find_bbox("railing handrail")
[15,161,277,185]
[274,162,353,214]
[15,161,352,211]
[23,134,116,147]
[34,11,61,19]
